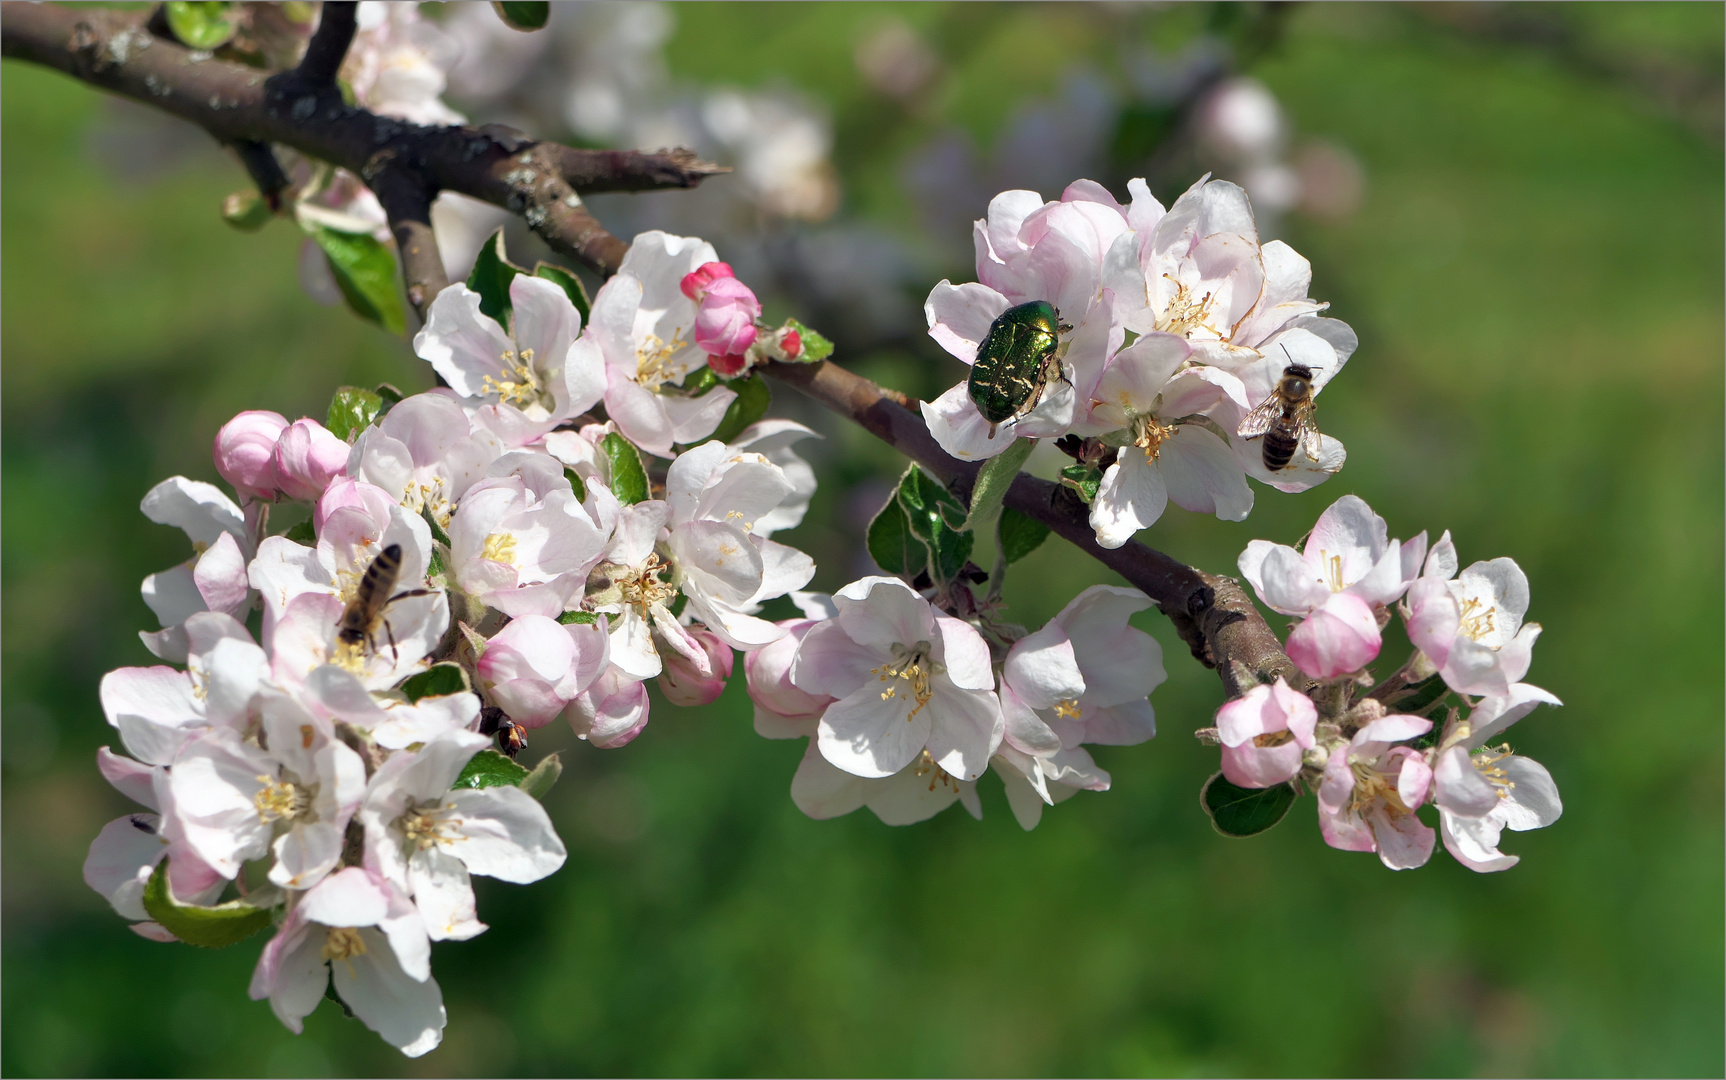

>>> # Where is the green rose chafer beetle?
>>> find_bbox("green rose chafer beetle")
[967,300,1072,437]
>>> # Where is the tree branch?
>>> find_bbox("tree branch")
[760,359,1301,700]
[0,0,1296,703]
[0,2,725,276]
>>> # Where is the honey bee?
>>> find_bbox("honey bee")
[478,705,527,759]
[1236,361,1321,471]
[337,543,431,664]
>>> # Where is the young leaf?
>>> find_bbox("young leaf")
[327,386,385,441]
[785,318,833,362]
[600,433,650,504]
[681,367,721,397]
[374,383,405,405]
[558,611,598,625]
[311,226,406,336]
[709,375,771,445]
[165,1,239,49]
[142,859,272,949]
[866,496,926,579]
[519,753,563,800]
[467,228,527,327]
[897,467,972,585]
[1059,462,1103,504]
[399,664,468,702]
[454,748,530,790]
[1200,773,1297,837]
[960,437,1034,533]
[492,1,550,31]
[997,507,1051,565]
[420,505,451,548]
[533,262,591,323]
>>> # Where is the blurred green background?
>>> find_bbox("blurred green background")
[3,3,1721,1076]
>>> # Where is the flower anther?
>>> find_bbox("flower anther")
[254,774,311,824]
[870,641,943,722]
[479,347,545,410]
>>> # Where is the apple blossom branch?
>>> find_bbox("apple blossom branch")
[1,0,1299,701]
[0,1,726,313]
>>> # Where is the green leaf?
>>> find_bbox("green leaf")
[467,229,526,327]
[601,433,650,504]
[960,437,1034,533]
[785,318,833,362]
[519,752,563,800]
[311,226,406,336]
[491,1,550,31]
[1200,773,1297,837]
[399,664,468,702]
[142,859,272,949]
[283,519,316,545]
[710,375,771,445]
[1059,463,1103,504]
[165,1,239,49]
[420,505,451,548]
[681,367,721,397]
[533,262,591,324]
[558,611,598,625]
[375,383,405,406]
[997,508,1050,565]
[454,748,530,790]
[896,466,972,584]
[866,496,925,579]
[427,546,447,581]
[327,386,385,442]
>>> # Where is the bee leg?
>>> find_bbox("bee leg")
[388,589,433,604]
[384,618,400,665]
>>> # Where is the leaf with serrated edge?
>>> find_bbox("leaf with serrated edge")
[960,437,1034,533]
[312,227,406,336]
[1201,773,1297,837]
[867,496,926,579]
[400,664,468,702]
[601,433,649,504]
[327,386,384,442]
[454,749,529,790]
[142,860,272,949]
[997,508,1050,565]
[897,467,971,584]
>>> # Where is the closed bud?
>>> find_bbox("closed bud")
[221,191,272,232]
[272,418,350,501]
[658,628,733,707]
[212,410,290,501]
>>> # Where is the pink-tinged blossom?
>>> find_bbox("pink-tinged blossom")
[347,392,504,530]
[564,664,652,748]
[662,439,815,651]
[359,730,567,941]
[725,420,821,538]
[449,453,615,619]
[414,275,603,427]
[1238,494,1427,678]
[100,612,267,766]
[298,664,479,751]
[272,418,351,502]
[1430,686,1563,872]
[692,274,761,360]
[580,231,737,455]
[166,690,366,888]
[1316,714,1436,871]
[1216,678,1317,788]
[1084,331,1254,546]
[476,614,610,726]
[213,410,290,501]
[679,260,735,300]
[791,577,1002,781]
[85,752,225,934]
[248,866,445,1057]
[745,616,834,739]
[790,740,982,826]
[994,744,1110,830]
[1401,532,1545,699]
[138,477,258,663]
[658,627,733,707]
[343,1,463,126]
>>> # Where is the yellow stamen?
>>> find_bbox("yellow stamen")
[617,553,678,614]
[1458,596,1498,641]
[910,748,960,792]
[480,347,545,408]
[1321,551,1345,592]
[1154,276,1222,338]
[399,803,463,850]
[870,641,941,723]
[1132,415,1176,461]
[482,532,518,566]
[321,926,367,976]
[635,330,691,391]
[253,775,309,824]
[1053,699,1083,720]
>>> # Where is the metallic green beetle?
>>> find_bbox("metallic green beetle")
[967,300,1070,437]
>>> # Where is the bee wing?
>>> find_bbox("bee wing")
[1235,395,1284,439]
[1299,405,1325,462]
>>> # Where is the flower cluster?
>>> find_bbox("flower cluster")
[1208,494,1562,871]
[745,580,1165,831]
[86,229,825,1056]
[921,176,1354,549]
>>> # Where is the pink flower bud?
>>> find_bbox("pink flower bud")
[213,410,290,501]
[314,478,397,534]
[744,619,832,736]
[1216,678,1316,788]
[271,418,350,502]
[679,260,735,301]
[780,328,802,359]
[1285,592,1382,680]
[694,276,761,360]
[708,352,750,378]
[658,628,734,707]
